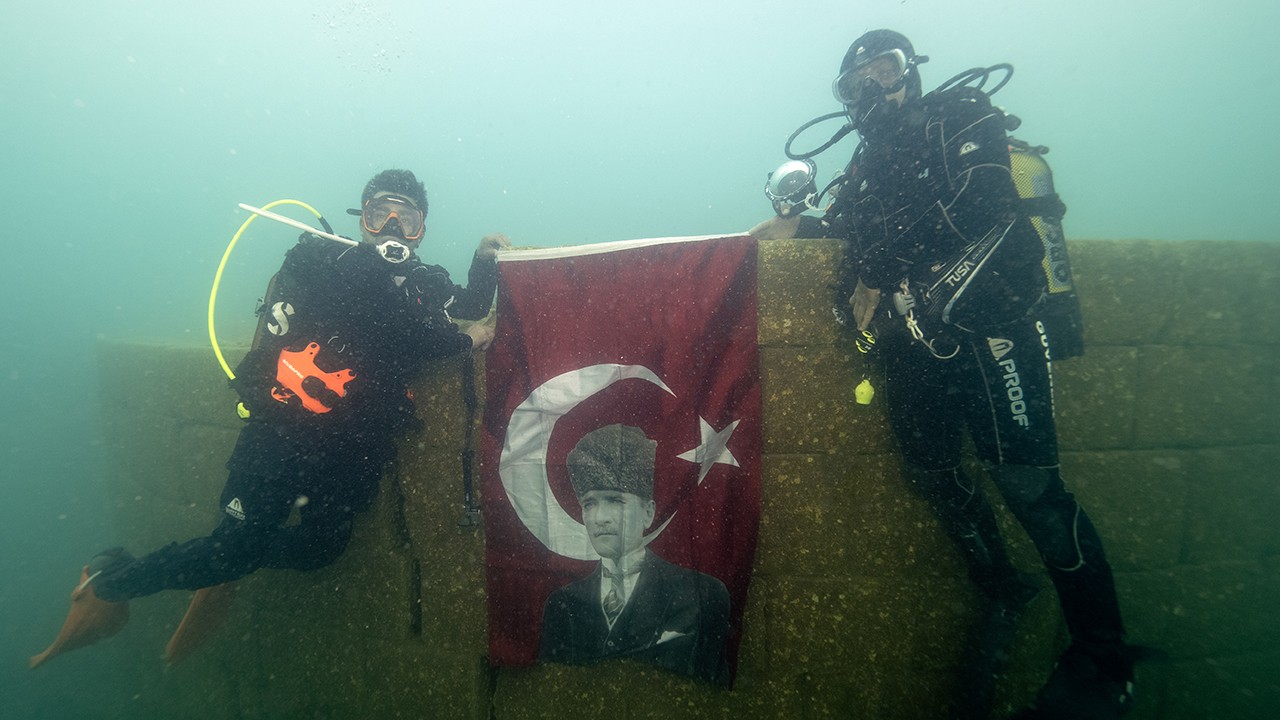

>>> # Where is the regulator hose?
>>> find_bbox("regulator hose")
[208,199,330,380]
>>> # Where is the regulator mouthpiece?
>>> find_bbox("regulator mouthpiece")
[376,239,411,263]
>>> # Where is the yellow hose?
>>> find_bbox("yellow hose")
[209,199,325,380]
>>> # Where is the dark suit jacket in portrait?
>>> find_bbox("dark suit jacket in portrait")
[538,551,731,685]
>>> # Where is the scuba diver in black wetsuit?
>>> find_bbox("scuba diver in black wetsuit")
[31,169,511,669]
[753,30,1136,720]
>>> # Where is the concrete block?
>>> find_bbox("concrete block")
[101,420,237,524]
[1182,445,1280,563]
[755,453,957,579]
[97,341,243,429]
[1153,241,1280,347]
[362,644,491,720]
[1069,238,1280,349]
[493,663,621,719]
[757,238,842,348]
[617,666,741,720]
[1117,561,1280,659]
[1054,346,1140,451]
[407,354,474,453]
[394,455,482,546]
[1061,450,1190,571]
[109,475,223,555]
[416,544,489,656]
[727,579,770,683]
[759,575,968,677]
[794,666,952,719]
[492,661,789,720]
[391,440,489,656]
[98,340,243,552]
[1132,345,1278,448]
[754,572,1061,718]
[172,424,241,506]
[1162,650,1280,720]
[719,676,803,718]
[760,346,894,456]
[1126,659,1172,720]
[235,626,370,719]
[1070,240,1175,347]
[492,661,749,720]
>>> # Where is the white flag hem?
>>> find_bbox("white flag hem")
[495,233,750,263]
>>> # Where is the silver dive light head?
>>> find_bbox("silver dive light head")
[765,159,818,217]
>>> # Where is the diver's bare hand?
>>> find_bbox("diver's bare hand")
[851,279,881,331]
[476,234,512,259]
[465,324,495,352]
[748,215,801,241]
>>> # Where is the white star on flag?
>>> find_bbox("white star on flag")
[677,417,741,485]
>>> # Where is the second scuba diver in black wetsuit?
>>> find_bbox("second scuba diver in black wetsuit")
[753,29,1137,720]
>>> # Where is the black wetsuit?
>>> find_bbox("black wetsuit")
[95,236,498,601]
[802,87,1125,649]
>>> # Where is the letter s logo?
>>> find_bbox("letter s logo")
[267,302,295,336]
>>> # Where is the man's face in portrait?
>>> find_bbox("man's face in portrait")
[580,489,656,560]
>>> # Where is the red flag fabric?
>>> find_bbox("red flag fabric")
[482,234,760,685]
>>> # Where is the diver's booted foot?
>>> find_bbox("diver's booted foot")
[949,577,1041,720]
[1014,643,1136,720]
[29,560,131,669]
[165,581,239,666]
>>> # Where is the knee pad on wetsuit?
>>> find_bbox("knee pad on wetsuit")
[988,464,1084,571]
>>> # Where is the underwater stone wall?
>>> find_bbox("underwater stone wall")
[90,238,1279,720]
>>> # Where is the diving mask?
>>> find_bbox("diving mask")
[361,195,424,241]
[832,49,909,107]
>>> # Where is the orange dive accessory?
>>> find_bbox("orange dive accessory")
[361,195,424,241]
[273,343,356,414]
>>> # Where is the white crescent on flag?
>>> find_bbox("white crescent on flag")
[499,363,676,560]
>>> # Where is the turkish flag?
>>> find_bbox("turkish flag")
[482,234,760,684]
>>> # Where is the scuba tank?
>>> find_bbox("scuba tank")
[1007,139,1085,359]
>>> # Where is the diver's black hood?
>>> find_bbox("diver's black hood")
[840,28,925,123]
[840,30,917,74]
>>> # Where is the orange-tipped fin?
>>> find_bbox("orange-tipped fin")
[30,566,129,669]
[165,582,239,666]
